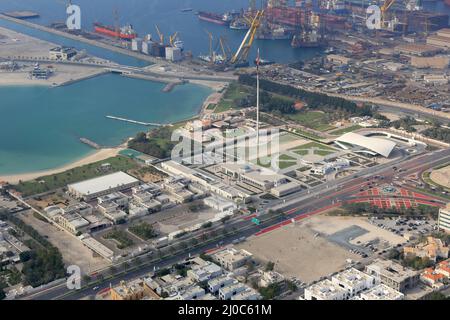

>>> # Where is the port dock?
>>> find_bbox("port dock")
[106,115,164,127]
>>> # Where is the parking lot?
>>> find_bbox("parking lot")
[368,216,437,239]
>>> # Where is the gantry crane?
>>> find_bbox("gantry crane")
[231,10,264,65]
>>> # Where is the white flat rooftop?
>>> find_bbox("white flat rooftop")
[68,171,138,196]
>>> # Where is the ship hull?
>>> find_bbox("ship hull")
[94,25,137,40]
[198,12,229,26]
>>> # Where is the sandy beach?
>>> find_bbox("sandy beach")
[0,147,124,184]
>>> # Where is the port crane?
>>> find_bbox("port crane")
[169,32,178,47]
[231,10,264,65]
[380,0,396,30]
[155,25,164,45]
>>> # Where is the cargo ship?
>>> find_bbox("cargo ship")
[291,30,327,48]
[198,11,230,26]
[93,23,137,40]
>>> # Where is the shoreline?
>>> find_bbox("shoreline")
[0,146,125,185]
[0,84,225,185]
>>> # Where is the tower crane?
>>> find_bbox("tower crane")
[231,10,264,65]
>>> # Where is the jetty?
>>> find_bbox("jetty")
[106,115,164,127]
[80,138,101,149]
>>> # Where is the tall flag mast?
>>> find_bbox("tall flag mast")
[256,48,260,156]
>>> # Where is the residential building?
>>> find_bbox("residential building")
[365,259,419,293]
[259,271,284,288]
[331,268,376,298]
[436,259,450,277]
[230,288,262,300]
[219,282,247,300]
[304,279,347,300]
[403,236,449,262]
[187,261,223,282]
[358,284,404,300]
[208,276,236,294]
[212,248,252,271]
[111,280,146,300]
[420,268,446,288]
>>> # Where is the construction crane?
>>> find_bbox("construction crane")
[205,30,214,64]
[380,0,396,30]
[231,10,264,65]
[219,36,233,62]
[169,32,178,47]
[155,25,164,45]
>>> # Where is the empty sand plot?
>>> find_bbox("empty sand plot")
[237,222,359,283]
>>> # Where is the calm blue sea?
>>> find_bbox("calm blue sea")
[0,74,211,174]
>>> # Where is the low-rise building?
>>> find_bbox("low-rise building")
[403,236,449,262]
[212,248,252,271]
[259,271,284,288]
[111,280,146,300]
[219,282,247,300]
[68,171,139,201]
[204,196,237,213]
[331,268,376,298]
[208,276,236,294]
[358,284,404,300]
[304,279,347,300]
[49,46,77,60]
[187,261,223,283]
[365,259,419,293]
[230,288,262,300]
[420,268,446,288]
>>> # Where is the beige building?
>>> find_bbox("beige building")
[212,248,252,271]
[110,280,146,300]
[365,259,419,293]
[403,236,449,262]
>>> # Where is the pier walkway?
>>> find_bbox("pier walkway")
[106,115,164,127]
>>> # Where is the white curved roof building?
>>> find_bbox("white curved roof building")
[335,132,396,158]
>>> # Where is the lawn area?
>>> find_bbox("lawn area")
[315,150,334,156]
[300,142,336,151]
[104,229,135,249]
[288,111,334,131]
[330,125,362,136]
[277,154,297,169]
[215,82,252,113]
[292,149,309,156]
[14,156,138,197]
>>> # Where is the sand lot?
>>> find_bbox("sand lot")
[18,210,110,273]
[237,214,406,283]
[237,222,359,283]
[430,165,450,188]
